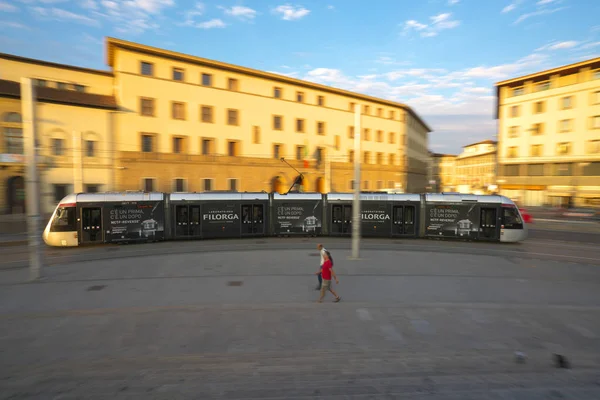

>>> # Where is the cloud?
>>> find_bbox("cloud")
[448,0,459,4]
[502,4,516,13]
[536,0,557,4]
[220,5,257,20]
[403,12,460,38]
[273,4,310,21]
[181,2,204,26]
[0,1,19,12]
[196,18,226,29]
[31,6,100,26]
[80,0,97,10]
[327,5,334,10]
[0,20,28,28]
[580,41,600,50]
[536,40,578,51]
[90,0,175,34]
[514,6,565,24]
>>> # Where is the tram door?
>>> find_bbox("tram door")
[81,207,102,244]
[392,205,416,236]
[175,205,201,237]
[241,204,264,235]
[479,207,498,240]
[331,205,352,234]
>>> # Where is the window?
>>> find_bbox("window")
[141,134,154,152]
[273,115,283,130]
[274,87,282,98]
[553,163,572,176]
[201,138,214,155]
[348,126,354,138]
[363,105,370,114]
[203,179,213,192]
[253,126,260,144]
[317,96,325,106]
[507,146,518,158]
[173,68,184,81]
[141,62,153,76]
[388,180,394,188]
[273,144,281,159]
[363,151,370,164]
[377,180,383,190]
[510,105,520,118]
[52,138,64,156]
[377,108,383,117]
[140,97,154,116]
[389,110,395,119]
[53,184,69,202]
[74,84,85,92]
[172,102,185,120]
[57,82,67,90]
[317,121,325,135]
[592,116,600,129]
[143,178,156,192]
[592,91,600,105]
[85,184,99,193]
[335,135,340,150]
[227,109,239,125]
[363,181,370,190]
[36,79,47,87]
[389,132,395,144]
[349,102,355,111]
[201,105,213,123]
[389,154,395,165]
[296,91,304,102]
[173,137,184,154]
[315,148,323,164]
[508,126,519,138]
[528,164,544,176]
[2,112,23,154]
[228,78,238,91]
[376,130,383,142]
[502,207,523,229]
[227,141,238,156]
[201,73,212,86]
[85,140,95,157]
[531,123,544,135]
[376,152,383,164]
[349,180,355,190]
[363,128,370,141]
[512,87,524,96]
[504,165,520,176]
[296,119,305,133]
[556,142,571,155]
[561,96,573,109]
[534,101,544,114]
[530,144,543,157]
[593,70,600,80]
[559,119,572,132]
[296,145,305,160]
[582,162,600,176]
[228,178,238,192]
[587,140,600,154]
[173,178,186,192]
[536,81,550,91]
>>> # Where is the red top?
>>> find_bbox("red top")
[321,259,333,280]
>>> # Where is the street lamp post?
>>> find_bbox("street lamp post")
[350,107,361,259]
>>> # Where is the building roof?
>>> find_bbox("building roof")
[105,37,432,132]
[462,139,497,148]
[0,52,113,77]
[493,56,600,119]
[431,153,457,158]
[0,79,118,110]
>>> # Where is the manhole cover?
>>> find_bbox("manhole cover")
[227,281,243,287]
[87,285,106,291]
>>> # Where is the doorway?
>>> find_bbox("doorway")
[81,207,102,244]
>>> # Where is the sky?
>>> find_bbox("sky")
[1,0,599,154]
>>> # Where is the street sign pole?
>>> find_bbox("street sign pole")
[351,107,361,259]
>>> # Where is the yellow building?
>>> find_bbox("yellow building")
[107,38,431,195]
[0,52,117,215]
[455,140,497,195]
[431,153,457,192]
[495,57,600,207]
[0,37,432,216]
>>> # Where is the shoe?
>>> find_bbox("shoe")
[315,286,321,290]
[334,297,341,303]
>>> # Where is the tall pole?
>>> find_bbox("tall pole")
[325,147,331,193]
[21,78,43,281]
[351,107,361,259]
[73,130,83,193]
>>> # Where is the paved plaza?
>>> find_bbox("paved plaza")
[1,240,600,399]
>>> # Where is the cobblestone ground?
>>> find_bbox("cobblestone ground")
[1,247,600,399]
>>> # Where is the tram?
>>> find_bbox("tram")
[42,192,528,247]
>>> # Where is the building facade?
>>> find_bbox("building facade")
[0,37,432,215]
[430,153,457,192]
[495,57,600,207]
[455,140,497,195]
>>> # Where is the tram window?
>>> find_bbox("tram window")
[405,207,414,224]
[242,205,252,223]
[502,207,523,229]
[50,207,76,232]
